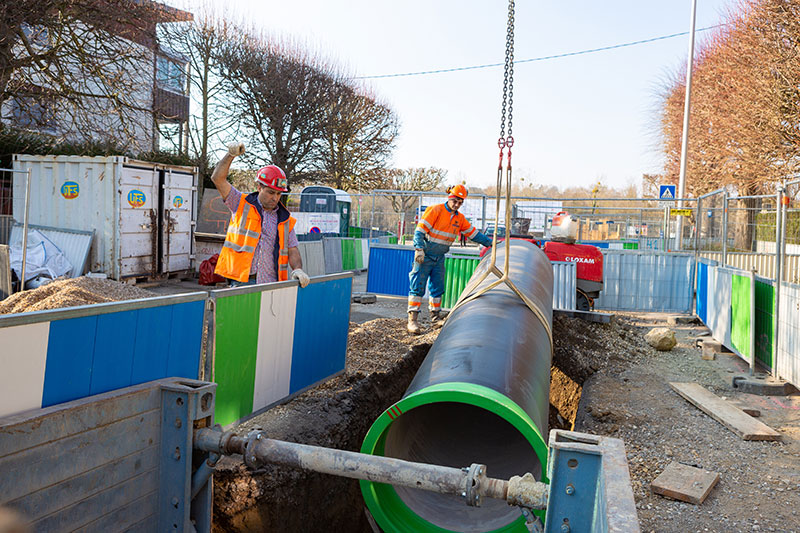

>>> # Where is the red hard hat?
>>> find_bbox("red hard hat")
[447,184,468,200]
[255,165,288,192]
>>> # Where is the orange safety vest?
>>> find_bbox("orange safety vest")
[215,193,296,282]
[417,203,478,247]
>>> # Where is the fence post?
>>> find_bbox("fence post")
[20,168,32,291]
[662,206,669,251]
[750,268,756,377]
[369,192,375,240]
[721,191,729,266]
[773,182,785,379]
[693,197,702,315]
[481,195,487,232]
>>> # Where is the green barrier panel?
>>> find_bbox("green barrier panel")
[623,242,639,250]
[341,238,356,270]
[389,236,398,244]
[214,291,261,426]
[442,256,480,309]
[731,274,752,360]
[754,280,775,369]
[354,239,364,269]
[349,227,363,238]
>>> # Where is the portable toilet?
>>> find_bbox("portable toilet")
[12,154,198,280]
[299,186,351,236]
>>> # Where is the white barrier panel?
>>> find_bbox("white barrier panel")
[777,281,800,387]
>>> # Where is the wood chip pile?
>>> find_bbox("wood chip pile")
[0,277,154,315]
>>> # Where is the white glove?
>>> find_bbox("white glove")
[291,268,310,288]
[414,249,425,264]
[227,142,245,157]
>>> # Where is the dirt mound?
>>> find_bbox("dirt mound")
[0,277,153,315]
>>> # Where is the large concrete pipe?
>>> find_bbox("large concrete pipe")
[361,240,554,533]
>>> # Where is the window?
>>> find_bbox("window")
[11,96,57,134]
[20,23,50,49]
[156,56,186,94]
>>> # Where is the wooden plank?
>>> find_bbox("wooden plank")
[72,490,158,533]
[669,382,782,441]
[32,470,157,532]
[0,384,159,457]
[8,446,158,521]
[651,462,719,504]
[0,409,159,502]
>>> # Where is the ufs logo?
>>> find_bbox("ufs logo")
[128,189,146,208]
[173,195,184,208]
[61,181,79,199]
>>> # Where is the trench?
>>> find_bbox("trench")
[212,315,593,533]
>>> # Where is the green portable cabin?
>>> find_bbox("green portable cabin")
[299,186,351,235]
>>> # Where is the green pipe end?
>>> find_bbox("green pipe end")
[360,382,548,533]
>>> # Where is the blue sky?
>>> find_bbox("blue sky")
[177,0,737,192]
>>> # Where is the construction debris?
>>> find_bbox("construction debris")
[651,462,720,505]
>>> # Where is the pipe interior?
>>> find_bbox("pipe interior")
[383,402,542,532]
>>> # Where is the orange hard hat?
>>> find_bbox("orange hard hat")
[255,165,288,192]
[447,184,468,200]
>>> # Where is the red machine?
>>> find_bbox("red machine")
[479,211,604,310]
[542,241,603,310]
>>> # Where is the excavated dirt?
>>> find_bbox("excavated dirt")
[212,314,625,533]
[0,277,153,314]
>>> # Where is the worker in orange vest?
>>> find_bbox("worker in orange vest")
[407,184,492,333]
[211,143,310,288]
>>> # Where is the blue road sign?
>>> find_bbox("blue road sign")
[659,185,676,200]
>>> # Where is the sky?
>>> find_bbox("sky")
[174,0,737,193]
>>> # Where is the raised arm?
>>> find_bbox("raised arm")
[210,143,245,201]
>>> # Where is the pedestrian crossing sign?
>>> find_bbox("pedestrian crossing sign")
[659,185,676,200]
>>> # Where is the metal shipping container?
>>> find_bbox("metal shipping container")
[13,155,198,280]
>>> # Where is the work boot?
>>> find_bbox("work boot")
[407,311,421,334]
[430,310,444,329]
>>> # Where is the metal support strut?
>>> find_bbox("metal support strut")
[193,428,548,511]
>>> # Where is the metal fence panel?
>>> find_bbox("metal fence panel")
[552,261,577,310]
[707,266,733,348]
[366,244,414,297]
[297,240,325,277]
[0,293,207,419]
[595,251,694,312]
[323,237,343,274]
[777,281,800,388]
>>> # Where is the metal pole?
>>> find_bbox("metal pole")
[482,194,487,232]
[750,268,756,377]
[663,206,669,251]
[20,168,32,291]
[193,428,548,510]
[369,191,375,240]
[675,0,699,251]
[694,197,702,315]
[773,184,785,378]
[722,191,729,266]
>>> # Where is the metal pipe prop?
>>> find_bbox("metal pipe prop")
[361,240,554,533]
[193,428,547,510]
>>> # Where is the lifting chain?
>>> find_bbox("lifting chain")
[498,0,515,169]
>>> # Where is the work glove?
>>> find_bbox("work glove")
[227,142,245,157]
[291,268,310,288]
[414,249,425,264]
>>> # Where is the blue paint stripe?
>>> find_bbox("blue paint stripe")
[697,261,708,324]
[90,310,139,396]
[131,305,174,384]
[166,300,205,379]
[290,277,351,394]
[42,316,98,407]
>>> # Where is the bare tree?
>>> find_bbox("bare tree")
[1,0,185,151]
[217,32,337,180]
[315,82,399,190]
[158,9,238,187]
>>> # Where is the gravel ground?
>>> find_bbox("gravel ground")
[575,313,800,533]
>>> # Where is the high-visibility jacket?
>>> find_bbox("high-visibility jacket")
[414,203,489,256]
[215,192,296,282]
